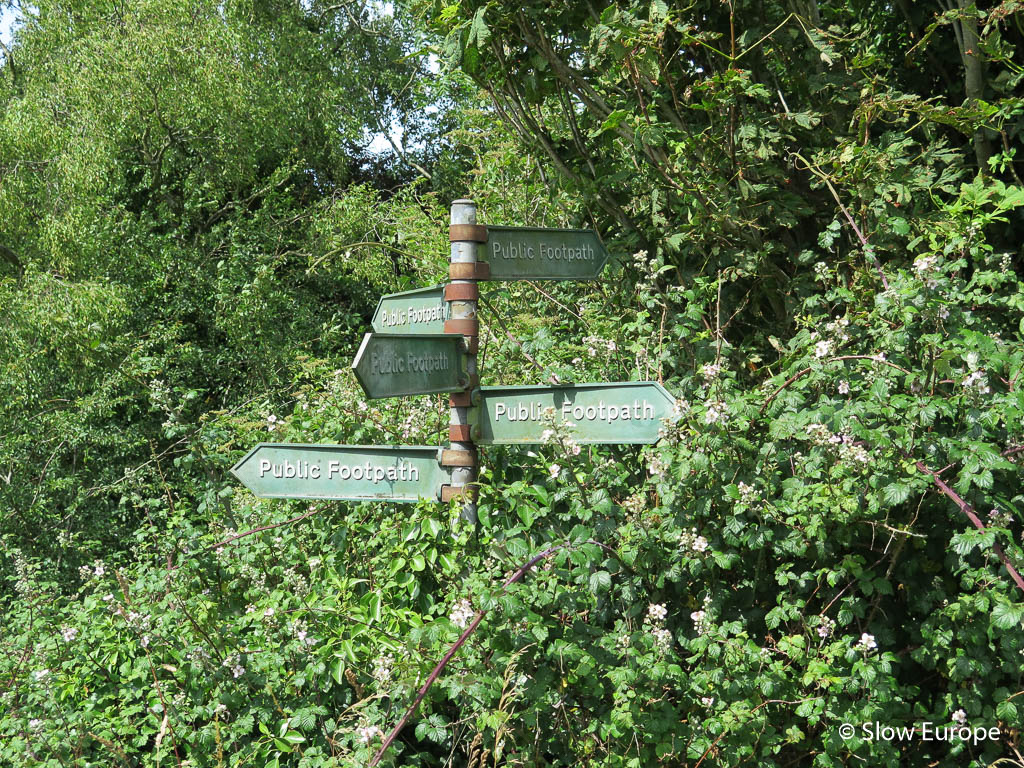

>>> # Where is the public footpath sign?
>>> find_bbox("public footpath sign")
[230,444,451,502]
[372,285,447,335]
[352,333,466,399]
[470,382,676,445]
[484,226,609,280]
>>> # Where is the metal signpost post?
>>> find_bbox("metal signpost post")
[470,382,676,445]
[230,444,451,502]
[442,199,487,522]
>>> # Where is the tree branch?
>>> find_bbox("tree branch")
[0,242,25,274]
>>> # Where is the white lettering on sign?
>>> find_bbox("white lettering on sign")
[258,458,419,484]
[377,303,445,328]
[492,241,535,260]
[370,350,451,376]
[492,399,657,423]
[540,242,594,261]
[492,240,595,262]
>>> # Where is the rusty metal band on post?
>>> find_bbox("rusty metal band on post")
[444,317,479,336]
[441,484,478,503]
[449,390,472,407]
[449,424,473,442]
[449,224,488,243]
[444,282,479,301]
[441,449,477,467]
[449,262,490,281]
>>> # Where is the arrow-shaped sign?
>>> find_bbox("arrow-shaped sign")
[482,226,610,280]
[230,443,451,502]
[372,284,448,335]
[470,382,676,444]
[351,333,466,399]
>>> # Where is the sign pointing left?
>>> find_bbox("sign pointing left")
[352,333,467,399]
[230,443,450,502]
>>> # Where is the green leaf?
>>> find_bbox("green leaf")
[883,483,911,505]
[589,570,612,594]
[331,657,345,685]
[991,600,1024,629]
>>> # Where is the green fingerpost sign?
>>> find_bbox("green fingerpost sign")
[230,443,451,502]
[372,284,448,335]
[470,382,677,445]
[352,333,467,400]
[483,226,610,280]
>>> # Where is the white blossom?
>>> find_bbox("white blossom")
[814,340,832,358]
[700,362,721,381]
[549,464,561,479]
[690,610,708,634]
[704,401,727,425]
[357,725,382,744]
[855,633,877,651]
[837,380,849,395]
[232,664,245,678]
[952,709,967,726]
[737,482,758,505]
[647,603,668,623]
[449,599,474,629]
[372,653,394,685]
[651,626,672,652]
[61,626,78,642]
[672,399,690,418]
[648,454,668,478]
[962,369,990,394]
[914,255,938,274]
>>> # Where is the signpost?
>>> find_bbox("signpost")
[226,201,681,768]
[352,333,467,399]
[372,285,448,335]
[470,382,676,445]
[230,443,450,502]
[231,201,676,513]
[482,226,610,281]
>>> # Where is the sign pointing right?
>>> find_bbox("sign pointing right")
[483,226,610,280]
[470,382,677,445]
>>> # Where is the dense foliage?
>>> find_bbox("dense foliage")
[2,0,1023,767]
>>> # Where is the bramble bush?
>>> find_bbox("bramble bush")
[2,0,1024,767]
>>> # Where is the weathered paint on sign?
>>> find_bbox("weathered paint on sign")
[372,284,448,335]
[470,382,677,444]
[230,443,450,502]
[352,333,466,399]
[482,226,610,280]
